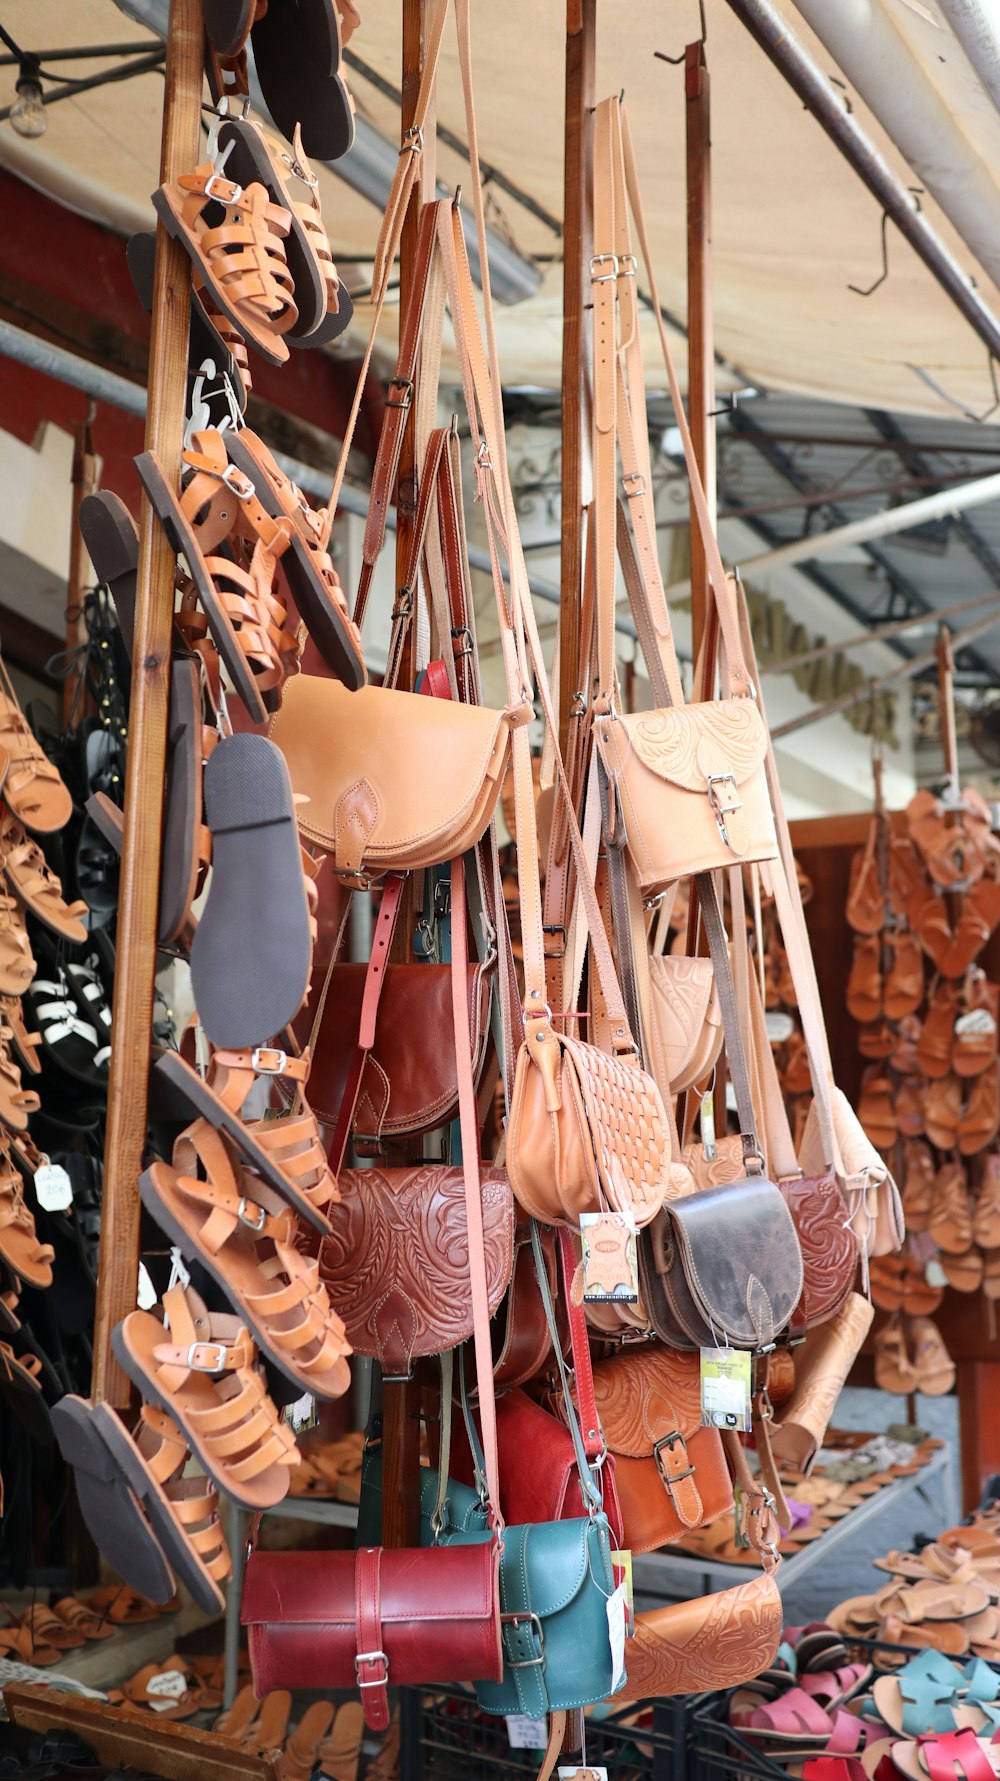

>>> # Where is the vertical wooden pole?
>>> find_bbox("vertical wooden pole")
[91,0,201,1406]
[936,623,959,794]
[685,40,716,677]
[64,409,98,731]
[380,0,427,1552]
[558,0,595,758]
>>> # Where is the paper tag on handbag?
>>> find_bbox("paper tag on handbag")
[765,1011,795,1044]
[579,1211,638,1302]
[606,1579,628,1689]
[33,1164,72,1213]
[956,1008,996,1037]
[506,1716,549,1749]
[700,1347,753,1432]
[699,1090,716,1158]
[145,1669,188,1703]
[283,1392,318,1433]
[559,1770,609,1781]
[611,1548,635,1637]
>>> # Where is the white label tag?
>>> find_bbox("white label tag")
[33,1164,72,1213]
[559,1770,609,1781]
[506,1715,548,1749]
[765,1010,795,1044]
[145,1668,187,1700]
[283,1392,318,1433]
[579,1210,638,1302]
[700,1090,716,1158]
[606,1580,627,1689]
[956,1008,996,1037]
[136,1263,157,1311]
[700,1347,753,1432]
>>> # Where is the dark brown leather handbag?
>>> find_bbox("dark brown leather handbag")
[491,1223,569,1389]
[300,956,493,1150]
[640,1176,803,1352]
[317,1164,515,1378]
[573,1343,733,1556]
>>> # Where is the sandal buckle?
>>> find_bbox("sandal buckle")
[221,463,255,500]
[251,1046,287,1074]
[237,1196,268,1232]
[204,172,243,204]
[186,1341,229,1374]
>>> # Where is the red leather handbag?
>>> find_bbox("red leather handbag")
[242,1535,502,1728]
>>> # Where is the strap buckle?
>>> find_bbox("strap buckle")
[203,172,243,203]
[542,923,566,961]
[706,772,743,848]
[589,252,619,282]
[501,1612,545,1668]
[220,462,254,500]
[186,1341,229,1374]
[386,376,413,411]
[653,1430,695,1490]
[237,1196,268,1232]
[620,470,646,499]
[401,124,424,156]
[251,1046,288,1075]
[355,1649,389,1687]
[619,253,638,277]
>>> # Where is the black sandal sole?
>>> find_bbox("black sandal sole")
[51,1396,176,1603]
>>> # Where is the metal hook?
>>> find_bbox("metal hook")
[848,210,891,298]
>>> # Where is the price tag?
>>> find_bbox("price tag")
[137,1263,158,1311]
[33,1164,72,1213]
[506,1715,548,1749]
[579,1211,638,1302]
[284,1392,318,1433]
[765,1011,795,1044]
[559,1771,608,1781]
[699,1090,716,1158]
[700,1347,753,1432]
[146,1669,188,1701]
[606,1579,628,1689]
[956,1008,996,1037]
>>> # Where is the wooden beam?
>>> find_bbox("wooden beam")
[558,0,595,757]
[685,39,716,683]
[91,0,202,1407]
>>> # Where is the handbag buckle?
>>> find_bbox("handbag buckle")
[653,1430,695,1490]
[355,1650,389,1687]
[706,772,743,848]
[589,252,619,282]
[502,1612,545,1667]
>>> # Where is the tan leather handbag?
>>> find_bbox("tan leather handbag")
[646,952,723,1097]
[588,99,777,897]
[431,194,672,1232]
[615,1573,783,1703]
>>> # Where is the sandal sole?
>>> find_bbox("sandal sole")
[51,1396,177,1605]
[217,118,326,341]
[189,732,311,1048]
[91,1402,226,1616]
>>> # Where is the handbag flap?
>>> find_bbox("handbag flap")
[778,1172,857,1325]
[318,1167,514,1371]
[588,1347,702,1458]
[269,676,510,859]
[665,1179,804,1347]
[610,699,769,793]
[241,1541,497,1626]
[499,1515,609,1620]
[648,955,720,1087]
[296,960,490,1131]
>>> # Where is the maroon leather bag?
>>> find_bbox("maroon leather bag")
[778,1172,857,1331]
[241,1538,502,1728]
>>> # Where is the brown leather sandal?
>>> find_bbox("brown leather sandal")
[929,1162,972,1253]
[940,1247,984,1293]
[139,1127,351,1401]
[901,1140,935,1232]
[0,1027,39,1131]
[1,996,41,1077]
[926,1073,963,1150]
[896,1077,925,1139]
[0,811,87,942]
[846,828,883,934]
[975,1156,1000,1249]
[959,1062,1000,1156]
[0,665,68,834]
[152,158,297,364]
[52,1596,116,1642]
[0,889,35,997]
[858,1069,896,1150]
[281,1703,336,1781]
[954,975,999,1078]
[918,979,959,1079]
[884,931,924,1020]
[874,1321,917,1394]
[113,1283,299,1508]
[846,936,882,1024]
[20,1601,84,1653]
[908,1317,956,1395]
[107,1655,209,1720]
[0,1144,53,1287]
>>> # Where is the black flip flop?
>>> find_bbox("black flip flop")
[0,1341,53,1445]
[135,448,267,724]
[190,732,311,1047]
[126,231,248,416]
[223,429,365,690]
[252,0,355,163]
[51,1396,177,1605]
[203,0,256,56]
[217,116,325,342]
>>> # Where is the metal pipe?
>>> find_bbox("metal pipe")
[771,607,1000,739]
[936,0,1000,120]
[723,0,1000,362]
[0,316,580,619]
[792,0,1000,299]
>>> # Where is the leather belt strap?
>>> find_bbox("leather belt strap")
[326,871,407,1178]
[354,1545,389,1731]
[556,1226,603,1467]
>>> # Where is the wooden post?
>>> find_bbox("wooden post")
[558,0,595,758]
[90,0,201,1406]
[64,409,98,731]
[685,39,717,680]
[380,0,427,1552]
